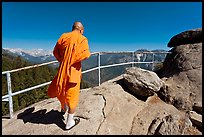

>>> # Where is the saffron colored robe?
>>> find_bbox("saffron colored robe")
[47,31,91,110]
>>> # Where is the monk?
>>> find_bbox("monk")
[47,21,91,130]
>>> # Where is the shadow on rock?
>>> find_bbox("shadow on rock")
[115,78,148,102]
[17,107,66,130]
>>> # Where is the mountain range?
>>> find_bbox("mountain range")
[3,48,168,64]
[2,48,169,87]
[3,48,55,64]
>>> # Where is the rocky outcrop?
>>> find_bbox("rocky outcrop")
[158,28,202,112]
[69,76,146,135]
[123,67,164,97]
[2,76,146,135]
[167,28,202,47]
[130,96,201,135]
[2,76,201,135]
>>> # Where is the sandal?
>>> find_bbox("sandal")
[65,117,80,130]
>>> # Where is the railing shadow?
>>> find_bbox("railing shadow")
[2,115,10,119]
[17,107,66,130]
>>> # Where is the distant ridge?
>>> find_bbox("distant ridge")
[3,48,55,64]
[2,48,168,86]
[3,48,168,64]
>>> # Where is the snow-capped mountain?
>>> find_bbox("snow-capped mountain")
[3,48,168,71]
[4,48,53,57]
[3,48,56,64]
[3,47,168,86]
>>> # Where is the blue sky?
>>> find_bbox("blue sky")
[2,2,202,52]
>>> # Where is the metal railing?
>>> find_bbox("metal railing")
[2,51,170,119]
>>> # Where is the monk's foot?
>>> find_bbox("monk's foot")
[65,117,80,130]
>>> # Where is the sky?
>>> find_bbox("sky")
[2,2,202,52]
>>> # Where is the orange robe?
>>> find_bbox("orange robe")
[47,31,91,110]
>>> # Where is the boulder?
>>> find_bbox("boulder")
[167,28,202,47]
[123,67,164,97]
[158,33,202,112]
[130,96,201,135]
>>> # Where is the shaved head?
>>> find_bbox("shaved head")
[72,22,84,31]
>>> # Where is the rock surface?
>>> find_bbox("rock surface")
[188,111,202,131]
[158,28,202,112]
[2,76,201,135]
[123,67,164,97]
[2,76,145,135]
[130,96,201,135]
[167,28,202,47]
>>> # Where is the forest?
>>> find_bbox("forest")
[2,52,89,116]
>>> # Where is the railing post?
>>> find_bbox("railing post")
[98,52,101,86]
[152,53,154,71]
[132,51,134,67]
[6,72,14,119]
